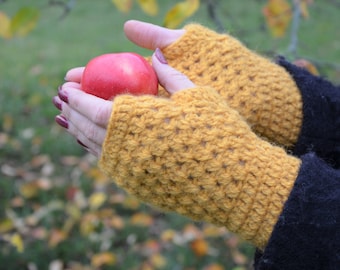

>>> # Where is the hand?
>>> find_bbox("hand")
[53,49,195,157]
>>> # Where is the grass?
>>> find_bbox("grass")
[0,1,339,269]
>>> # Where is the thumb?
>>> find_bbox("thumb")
[152,48,195,95]
[64,67,85,83]
[124,20,185,50]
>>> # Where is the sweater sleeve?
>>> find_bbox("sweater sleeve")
[277,58,340,166]
[255,153,340,270]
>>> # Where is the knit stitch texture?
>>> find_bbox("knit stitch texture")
[253,57,340,270]
[255,153,340,269]
[99,87,301,249]
[162,24,303,147]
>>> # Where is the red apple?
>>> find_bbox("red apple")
[81,52,158,100]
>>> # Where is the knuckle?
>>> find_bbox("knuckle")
[70,96,81,111]
[93,104,110,125]
[86,123,98,142]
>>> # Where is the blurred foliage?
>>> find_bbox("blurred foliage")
[0,0,316,36]
[0,0,339,269]
[0,0,200,37]
[0,153,254,269]
[1,0,337,78]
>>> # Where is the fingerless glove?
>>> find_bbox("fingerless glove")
[162,24,303,147]
[99,87,301,249]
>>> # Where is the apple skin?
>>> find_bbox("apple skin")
[81,53,158,100]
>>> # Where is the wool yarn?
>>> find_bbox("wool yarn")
[99,87,301,249]
[162,24,303,147]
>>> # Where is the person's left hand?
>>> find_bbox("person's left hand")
[53,49,195,157]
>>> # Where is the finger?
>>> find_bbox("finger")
[152,48,195,95]
[124,20,185,50]
[55,113,102,157]
[62,81,82,90]
[55,106,104,157]
[59,86,113,127]
[64,67,85,83]
[60,106,106,152]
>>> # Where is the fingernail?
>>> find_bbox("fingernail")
[55,115,68,129]
[52,96,62,110]
[77,139,88,148]
[58,86,69,103]
[155,48,168,64]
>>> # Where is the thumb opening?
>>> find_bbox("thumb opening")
[152,48,195,95]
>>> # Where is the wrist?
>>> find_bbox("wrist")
[99,88,301,250]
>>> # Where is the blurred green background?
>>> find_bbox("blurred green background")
[0,1,339,269]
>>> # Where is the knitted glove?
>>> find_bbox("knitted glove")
[99,87,301,249]
[161,24,303,147]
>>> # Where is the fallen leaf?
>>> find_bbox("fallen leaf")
[80,213,98,236]
[86,167,110,185]
[66,202,82,220]
[10,233,24,253]
[96,208,115,222]
[182,224,202,241]
[37,178,53,190]
[160,229,176,242]
[91,252,116,267]
[2,113,13,132]
[31,227,48,240]
[130,212,154,226]
[203,263,225,270]
[109,215,125,229]
[60,155,81,166]
[149,253,167,268]
[122,195,140,210]
[19,181,40,199]
[109,193,126,204]
[30,154,50,167]
[0,218,14,233]
[202,224,227,238]
[48,229,67,247]
[1,164,17,177]
[10,196,24,207]
[142,239,161,256]
[74,189,88,209]
[231,249,247,265]
[88,192,107,210]
[0,132,9,147]
[190,238,209,257]
[141,262,155,270]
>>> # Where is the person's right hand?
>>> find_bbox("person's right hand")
[54,48,196,157]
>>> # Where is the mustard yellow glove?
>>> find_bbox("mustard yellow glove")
[99,87,301,249]
[162,24,303,147]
